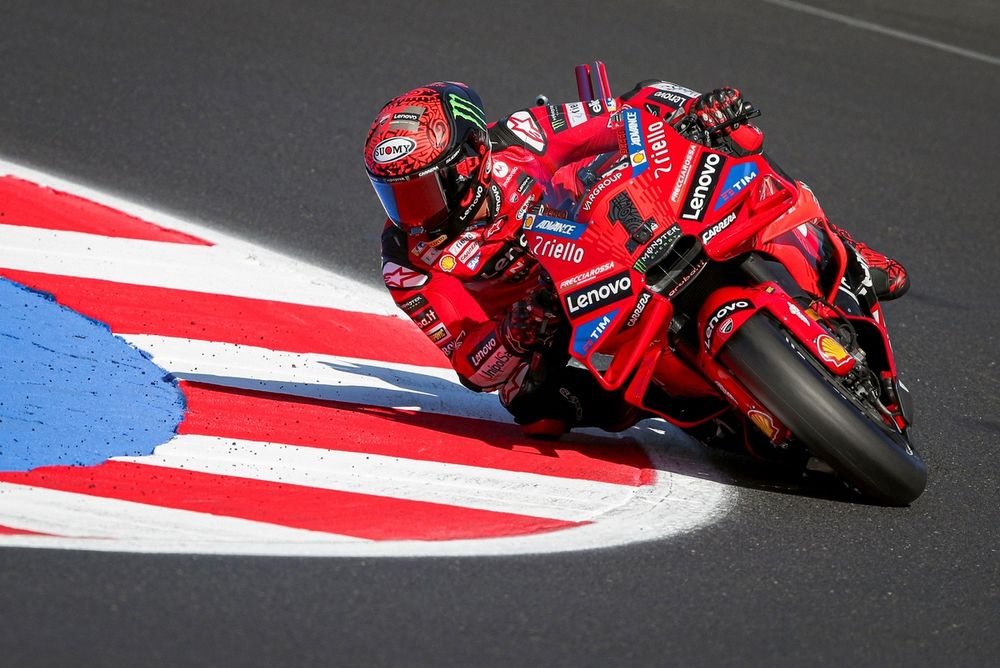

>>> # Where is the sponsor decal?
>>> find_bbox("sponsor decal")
[492,160,510,180]
[467,333,499,369]
[572,309,619,356]
[633,224,681,272]
[816,334,852,368]
[485,218,505,239]
[438,255,457,272]
[466,254,481,270]
[565,102,588,127]
[704,300,753,350]
[489,183,503,215]
[607,192,656,253]
[643,102,661,117]
[372,137,417,164]
[748,409,778,440]
[413,307,439,330]
[458,242,480,264]
[516,172,535,195]
[427,322,450,343]
[456,183,486,224]
[470,345,516,385]
[532,235,585,264]
[527,215,587,240]
[666,258,707,299]
[547,105,568,132]
[625,291,652,329]
[680,152,723,222]
[645,119,672,178]
[622,108,647,176]
[586,99,604,116]
[701,211,738,245]
[650,81,700,98]
[787,302,813,327]
[648,90,688,109]
[399,294,428,315]
[559,261,617,290]
[390,106,424,131]
[581,169,624,212]
[438,330,465,358]
[565,271,633,318]
[506,111,546,153]
[382,261,429,289]
[670,144,699,204]
[515,194,536,221]
[448,93,487,130]
[715,163,759,210]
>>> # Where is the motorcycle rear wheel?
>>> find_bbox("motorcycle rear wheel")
[720,314,926,505]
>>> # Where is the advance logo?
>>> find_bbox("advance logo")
[565,271,633,318]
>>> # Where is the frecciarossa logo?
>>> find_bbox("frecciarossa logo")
[564,271,633,318]
[680,152,723,221]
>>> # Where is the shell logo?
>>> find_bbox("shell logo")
[816,334,852,368]
[631,151,647,166]
[748,409,778,440]
[438,255,457,272]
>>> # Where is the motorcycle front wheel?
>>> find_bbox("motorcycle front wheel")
[719,314,927,505]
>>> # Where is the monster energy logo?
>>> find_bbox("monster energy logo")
[448,93,486,130]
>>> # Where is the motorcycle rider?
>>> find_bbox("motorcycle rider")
[365,79,910,438]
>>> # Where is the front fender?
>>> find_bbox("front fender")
[698,283,856,377]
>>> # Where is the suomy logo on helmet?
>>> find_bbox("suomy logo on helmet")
[448,93,487,130]
[373,137,417,164]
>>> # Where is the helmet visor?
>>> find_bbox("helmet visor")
[370,169,450,233]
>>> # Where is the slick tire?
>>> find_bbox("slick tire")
[719,314,927,506]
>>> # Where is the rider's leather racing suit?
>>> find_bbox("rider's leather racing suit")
[380,80,764,431]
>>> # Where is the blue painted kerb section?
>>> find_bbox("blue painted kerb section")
[0,277,185,471]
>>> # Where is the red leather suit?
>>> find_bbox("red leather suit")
[380,80,763,424]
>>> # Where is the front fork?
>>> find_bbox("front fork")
[693,253,910,445]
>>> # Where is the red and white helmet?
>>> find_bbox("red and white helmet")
[365,82,492,243]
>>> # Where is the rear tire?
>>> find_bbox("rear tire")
[719,314,926,505]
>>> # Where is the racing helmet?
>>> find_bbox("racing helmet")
[365,82,492,244]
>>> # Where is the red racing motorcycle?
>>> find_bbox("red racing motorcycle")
[524,68,926,505]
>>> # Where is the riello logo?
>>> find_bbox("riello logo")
[565,271,633,318]
[373,137,416,164]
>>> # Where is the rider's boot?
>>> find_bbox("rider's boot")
[828,223,910,300]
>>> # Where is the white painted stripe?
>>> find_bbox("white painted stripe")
[120,333,513,422]
[114,434,636,523]
[0,482,369,544]
[0,222,393,314]
[760,0,1000,67]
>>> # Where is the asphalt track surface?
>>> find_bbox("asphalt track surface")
[1,0,998,665]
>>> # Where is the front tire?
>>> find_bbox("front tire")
[719,314,926,505]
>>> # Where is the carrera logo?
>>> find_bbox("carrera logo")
[565,271,633,318]
[625,291,652,329]
[680,152,722,221]
[704,299,753,350]
[701,211,738,245]
[373,137,416,164]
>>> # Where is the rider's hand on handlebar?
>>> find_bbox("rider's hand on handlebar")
[499,284,562,355]
[692,87,750,134]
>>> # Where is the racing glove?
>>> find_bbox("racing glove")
[499,284,563,355]
[691,87,749,133]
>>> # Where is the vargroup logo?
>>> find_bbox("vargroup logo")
[373,137,416,164]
